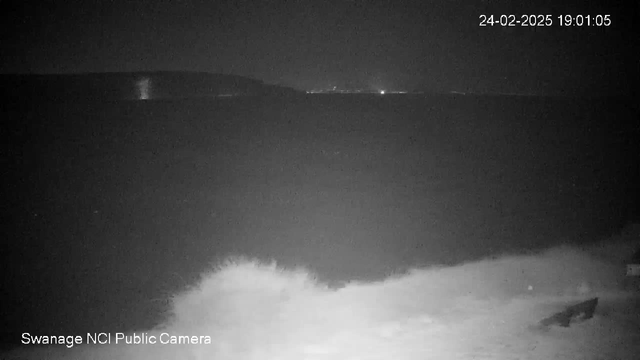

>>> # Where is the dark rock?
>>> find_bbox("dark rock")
[538,297,599,328]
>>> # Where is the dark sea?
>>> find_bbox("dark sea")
[2,93,638,348]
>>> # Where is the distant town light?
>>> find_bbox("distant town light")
[136,77,151,100]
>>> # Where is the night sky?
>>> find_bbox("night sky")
[1,0,638,94]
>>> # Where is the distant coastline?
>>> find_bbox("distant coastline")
[0,71,301,101]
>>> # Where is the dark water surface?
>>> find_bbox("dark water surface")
[2,94,638,346]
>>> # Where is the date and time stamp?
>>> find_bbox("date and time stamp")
[479,14,612,27]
